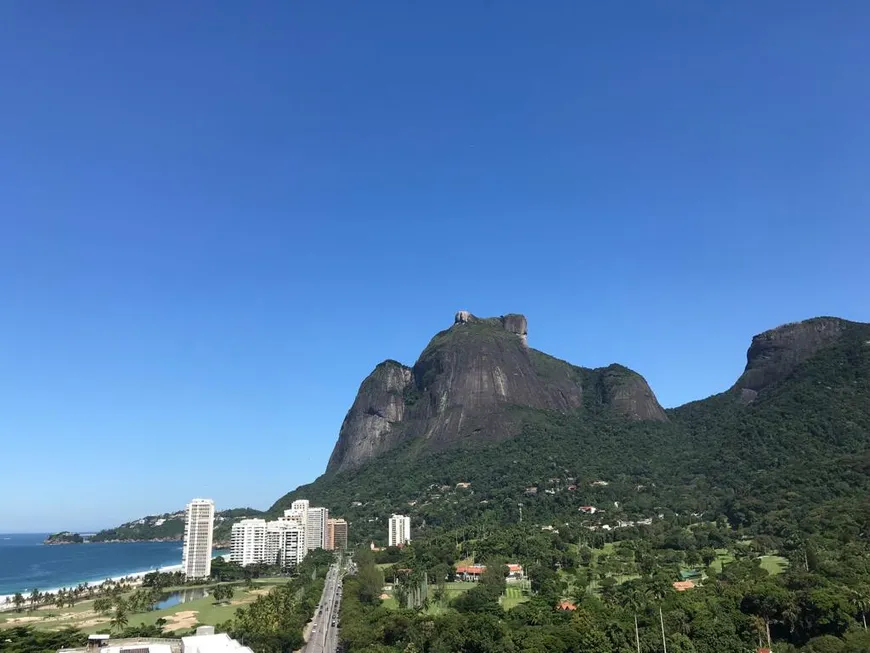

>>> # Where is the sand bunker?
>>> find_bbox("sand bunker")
[165,610,199,630]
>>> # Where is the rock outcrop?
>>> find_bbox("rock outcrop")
[734,317,849,402]
[327,312,666,473]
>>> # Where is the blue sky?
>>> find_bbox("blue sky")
[1,2,868,532]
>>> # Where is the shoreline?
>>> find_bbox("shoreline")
[0,554,229,611]
[0,563,183,611]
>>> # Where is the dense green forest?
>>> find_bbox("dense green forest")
[276,319,870,651]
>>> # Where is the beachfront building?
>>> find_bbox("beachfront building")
[230,519,266,566]
[306,507,329,551]
[326,518,348,550]
[182,498,215,579]
[388,514,411,547]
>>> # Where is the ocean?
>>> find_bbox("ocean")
[0,533,185,596]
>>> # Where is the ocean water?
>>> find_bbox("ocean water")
[0,533,184,595]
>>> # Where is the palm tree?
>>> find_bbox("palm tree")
[28,588,41,611]
[645,578,670,653]
[110,606,129,634]
[617,587,646,653]
[13,592,25,613]
[56,590,66,609]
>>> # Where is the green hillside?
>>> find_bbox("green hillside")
[92,507,265,544]
[274,319,870,653]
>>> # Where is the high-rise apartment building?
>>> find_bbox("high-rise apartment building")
[265,520,305,569]
[230,519,266,566]
[327,518,348,551]
[182,498,215,578]
[306,507,329,552]
[388,514,411,547]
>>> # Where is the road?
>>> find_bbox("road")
[303,562,343,653]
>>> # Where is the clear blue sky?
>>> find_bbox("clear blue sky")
[1,2,868,532]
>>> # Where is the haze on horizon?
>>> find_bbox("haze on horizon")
[1,2,868,532]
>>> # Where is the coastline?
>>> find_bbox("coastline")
[0,562,182,611]
[0,554,229,612]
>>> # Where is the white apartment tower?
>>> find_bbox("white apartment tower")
[306,507,329,552]
[182,498,215,578]
[266,520,305,569]
[388,514,411,547]
[230,519,266,566]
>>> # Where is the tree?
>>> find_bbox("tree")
[700,548,718,569]
[741,581,791,649]
[93,597,113,615]
[28,589,41,611]
[849,585,870,631]
[110,606,129,633]
[617,585,646,653]
[13,592,25,612]
[645,577,671,653]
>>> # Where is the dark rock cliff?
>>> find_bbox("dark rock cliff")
[734,317,851,402]
[327,312,667,472]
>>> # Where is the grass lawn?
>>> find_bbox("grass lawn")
[759,555,789,575]
[710,548,735,573]
[0,579,287,634]
[500,585,529,610]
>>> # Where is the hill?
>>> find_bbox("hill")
[273,315,870,546]
[44,531,85,545]
[92,507,265,545]
[327,311,666,473]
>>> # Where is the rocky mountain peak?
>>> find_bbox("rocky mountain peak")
[734,317,849,402]
[326,312,666,473]
[454,311,529,346]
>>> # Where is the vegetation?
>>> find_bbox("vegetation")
[216,550,335,653]
[44,531,85,545]
[92,508,265,543]
[279,320,870,651]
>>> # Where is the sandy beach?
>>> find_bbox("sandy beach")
[0,562,183,612]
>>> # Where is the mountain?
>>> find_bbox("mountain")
[93,507,265,545]
[274,314,870,545]
[327,311,666,472]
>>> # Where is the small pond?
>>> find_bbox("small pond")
[153,588,210,610]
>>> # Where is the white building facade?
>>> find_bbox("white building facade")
[306,507,329,552]
[228,500,331,569]
[388,514,411,547]
[182,498,215,579]
[230,519,266,566]
[266,520,305,568]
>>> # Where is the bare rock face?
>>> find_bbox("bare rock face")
[734,317,848,401]
[327,312,667,473]
[325,361,412,471]
[595,365,669,421]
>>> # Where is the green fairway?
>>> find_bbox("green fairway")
[759,555,789,575]
[0,578,288,634]
[500,585,529,610]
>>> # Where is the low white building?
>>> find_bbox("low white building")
[182,631,254,653]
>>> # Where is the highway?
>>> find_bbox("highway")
[303,562,343,653]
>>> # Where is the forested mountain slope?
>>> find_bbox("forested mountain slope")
[275,316,870,546]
